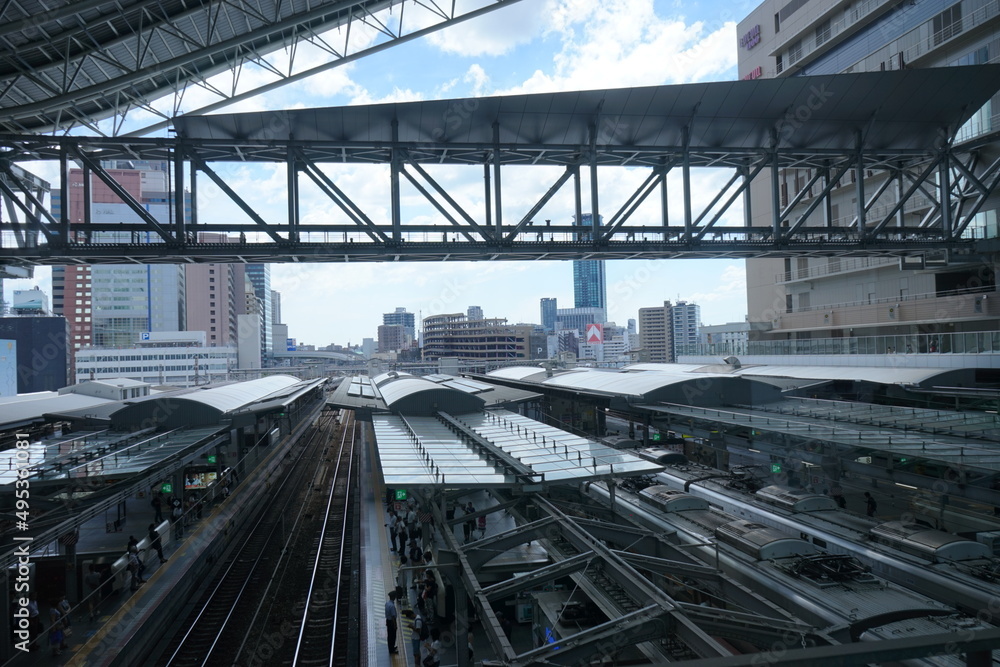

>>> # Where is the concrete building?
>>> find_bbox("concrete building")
[237,314,262,370]
[185,244,246,348]
[271,290,281,326]
[383,307,416,340]
[699,321,752,356]
[638,301,673,363]
[272,323,289,355]
[73,330,236,386]
[467,305,484,320]
[361,337,376,357]
[671,301,701,357]
[555,307,607,335]
[572,214,607,310]
[540,297,558,332]
[738,0,1000,359]
[377,324,410,353]
[422,313,536,361]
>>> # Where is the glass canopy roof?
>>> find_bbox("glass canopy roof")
[373,409,662,488]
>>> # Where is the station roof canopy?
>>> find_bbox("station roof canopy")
[328,373,540,416]
[109,375,307,430]
[374,409,663,489]
[625,363,977,389]
[0,392,115,430]
[483,366,782,407]
[174,65,1000,158]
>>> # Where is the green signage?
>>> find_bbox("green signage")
[770,463,781,474]
[651,433,661,441]
[207,455,217,464]
[161,482,173,494]
[395,489,408,501]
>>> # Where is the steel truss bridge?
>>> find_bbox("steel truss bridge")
[2,66,1000,266]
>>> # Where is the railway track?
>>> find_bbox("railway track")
[153,409,349,667]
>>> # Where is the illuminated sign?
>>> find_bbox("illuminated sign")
[161,482,173,493]
[742,66,763,81]
[395,489,408,501]
[740,24,761,50]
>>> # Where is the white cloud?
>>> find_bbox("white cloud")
[425,0,547,56]
[498,0,737,94]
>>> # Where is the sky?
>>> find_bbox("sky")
[7,0,761,347]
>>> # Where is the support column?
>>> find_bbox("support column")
[589,122,600,232]
[493,121,503,237]
[391,119,402,244]
[287,147,299,242]
[856,131,866,234]
[770,128,781,239]
[940,152,953,239]
[59,146,70,244]
[682,125,692,242]
[174,143,186,241]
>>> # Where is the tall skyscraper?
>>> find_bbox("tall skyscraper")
[383,307,416,340]
[50,162,189,371]
[467,305,484,320]
[738,1,1000,354]
[271,290,282,325]
[540,297,558,332]
[185,236,246,348]
[244,264,272,363]
[572,214,606,310]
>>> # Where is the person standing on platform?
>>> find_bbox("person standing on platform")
[148,523,167,563]
[84,565,102,621]
[864,492,878,518]
[57,594,72,633]
[422,627,442,667]
[151,493,164,523]
[406,503,418,538]
[395,517,408,555]
[410,603,427,667]
[385,591,398,654]
[387,511,399,552]
[47,602,65,656]
[463,502,475,542]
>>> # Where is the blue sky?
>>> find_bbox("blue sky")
[8,0,759,347]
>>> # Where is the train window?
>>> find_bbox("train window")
[812,538,827,549]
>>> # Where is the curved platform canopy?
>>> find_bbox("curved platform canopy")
[328,372,540,417]
[174,65,1000,161]
[483,365,782,409]
[109,375,304,430]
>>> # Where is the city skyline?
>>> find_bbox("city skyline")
[4,0,749,348]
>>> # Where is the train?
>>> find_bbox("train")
[650,464,1000,615]
[583,480,996,664]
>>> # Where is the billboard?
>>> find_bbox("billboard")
[286,338,296,351]
[585,323,604,344]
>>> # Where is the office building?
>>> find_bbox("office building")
[271,290,282,326]
[383,307,416,340]
[0,317,69,392]
[555,307,606,335]
[572,214,607,310]
[467,305,484,321]
[74,331,236,386]
[699,321,752,356]
[638,301,673,363]
[185,236,247,348]
[422,313,536,361]
[50,162,189,373]
[738,0,1000,356]
[540,298,558,332]
[244,264,272,364]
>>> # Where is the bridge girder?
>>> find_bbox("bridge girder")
[0,127,997,266]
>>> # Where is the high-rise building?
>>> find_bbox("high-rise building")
[638,301,673,363]
[271,290,282,326]
[572,214,606,310]
[555,306,606,335]
[383,307,416,340]
[50,162,189,373]
[671,301,701,357]
[540,298,558,332]
[244,264,272,363]
[467,305,484,321]
[738,1,1000,356]
[185,234,246,347]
